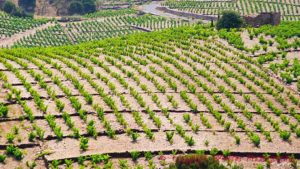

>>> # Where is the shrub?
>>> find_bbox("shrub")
[183,114,191,123]
[296,128,300,137]
[119,159,129,169]
[87,120,97,138]
[185,136,195,146]
[279,130,291,141]
[0,154,6,163]
[280,72,293,84]
[6,145,23,160]
[256,164,264,169]
[26,161,37,169]
[6,133,15,143]
[130,151,140,161]
[80,137,89,151]
[251,134,260,147]
[222,150,231,158]
[0,104,8,117]
[130,132,139,142]
[77,156,86,165]
[166,131,175,143]
[209,148,219,156]
[173,154,227,169]
[224,122,231,130]
[216,11,244,30]
[28,131,36,142]
[50,160,60,169]
[144,151,153,161]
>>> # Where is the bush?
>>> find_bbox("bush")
[0,104,8,117]
[79,137,89,151]
[279,130,291,141]
[0,154,6,163]
[170,154,227,169]
[216,11,244,30]
[130,151,140,161]
[6,145,23,160]
[251,134,260,147]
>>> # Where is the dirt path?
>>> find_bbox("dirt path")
[0,22,55,48]
[139,1,191,20]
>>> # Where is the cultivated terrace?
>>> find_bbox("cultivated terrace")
[0,22,299,168]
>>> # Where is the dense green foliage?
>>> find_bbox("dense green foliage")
[2,0,27,17]
[3,1,16,14]
[18,0,36,13]
[68,0,96,15]
[0,104,8,117]
[216,11,244,30]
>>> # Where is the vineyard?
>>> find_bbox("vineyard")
[163,0,300,21]
[64,15,188,44]
[0,20,299,168]
[0,12,48,40]
[8,9,190,48]
[12,23,73,47]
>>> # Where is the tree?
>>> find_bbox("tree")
[18,0,36,13]
[3,0,17,14]
[68,1,84,15]
[216,10,244,30]
[83,0,96,14]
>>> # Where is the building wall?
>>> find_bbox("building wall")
[244,12,281,27]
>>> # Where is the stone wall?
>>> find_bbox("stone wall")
[243,12,281,27]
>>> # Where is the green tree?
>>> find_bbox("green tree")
[68,1,84,15]
[216,10,244,30]
[18,0,36,13]
[3,0,17,14]
[82,0,96,14]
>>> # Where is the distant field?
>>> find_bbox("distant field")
[163,0,300,21]
[0,21,299,168]
[6,9,190,48]
[0,12,48,40]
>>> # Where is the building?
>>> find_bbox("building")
[243,12,281,27]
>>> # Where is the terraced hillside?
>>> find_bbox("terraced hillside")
[11,10,190,48]
[163,0,300,21]
[0,22,299,168]
[0,12,48,40]
[0,12,50,47]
